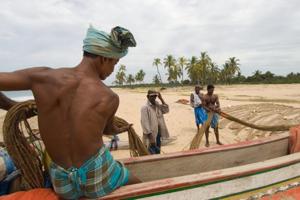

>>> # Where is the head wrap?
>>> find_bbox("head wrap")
[83,25,136,59]
[147,90,158,96]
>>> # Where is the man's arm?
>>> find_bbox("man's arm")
[102,95,131,135]
[140,106,156,144]
[103,118,131,135]
[0,92,18,111]
[157,92,169,114]
[0,67,50,91]
[215,95,221,112]
[190,93,194,107]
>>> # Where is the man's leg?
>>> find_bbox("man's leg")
[156,132,161,154]
[205,127,210,147]
[195,107,200,132]
[214,126,223,145]
[148,133,161,154]
[110,139,114,151]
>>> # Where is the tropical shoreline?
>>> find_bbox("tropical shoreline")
[1,84,300,160]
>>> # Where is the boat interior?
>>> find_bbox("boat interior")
[122,133,290,182]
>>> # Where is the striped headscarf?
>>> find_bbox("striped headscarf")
[83,25,136,59]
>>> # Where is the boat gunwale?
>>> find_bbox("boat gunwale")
[120,132,289,165]
[103,151,300,200]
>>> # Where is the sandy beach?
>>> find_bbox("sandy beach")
[1,84,300,159]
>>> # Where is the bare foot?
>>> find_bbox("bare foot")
[205,143,210,147]
[217,141,223,145]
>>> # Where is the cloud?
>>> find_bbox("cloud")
[0,0,300,84]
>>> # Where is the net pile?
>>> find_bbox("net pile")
[3,101,149,189]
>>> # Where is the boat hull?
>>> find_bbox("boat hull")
[103,152,300,199]
[101,133,300,199]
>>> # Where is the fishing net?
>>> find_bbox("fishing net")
[3,101,149,189]
[3,100,43,189]
[113,116,149,157]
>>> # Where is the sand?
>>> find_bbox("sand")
[1,84,300,159]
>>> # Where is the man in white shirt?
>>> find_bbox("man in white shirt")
[190,85,207,132]
[140,90,173,154]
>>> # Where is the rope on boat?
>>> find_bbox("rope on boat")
[3,101,149,189]
[219,111,296,131]
[3,100,44,189]
[187,103,299,149]
[113,116,150,157]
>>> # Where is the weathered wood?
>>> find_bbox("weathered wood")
[102,146,300,200]
[124,133,289,182]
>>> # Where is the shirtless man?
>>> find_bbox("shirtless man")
[203,84,223,147]
[0,25,140,199]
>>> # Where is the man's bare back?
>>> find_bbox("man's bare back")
[33,67,119,168]
[0,25,139,199]
[1,64,119,168]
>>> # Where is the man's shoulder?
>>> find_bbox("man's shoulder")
[141,104,150,112]
[31,67,72,80]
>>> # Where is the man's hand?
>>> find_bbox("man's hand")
[157,92,166,105]
[157,92,162,100]
[215,107,221,113]
[117,123,133,133]
[148,133,156,144]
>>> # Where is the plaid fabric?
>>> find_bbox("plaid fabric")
[210,113,219,128]
[49,146,129,199]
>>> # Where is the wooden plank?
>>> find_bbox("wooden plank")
[121,133,289,165]
[102,152,300,200]
[125,135,289,181]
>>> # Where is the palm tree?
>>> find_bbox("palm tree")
[220,63,231,84]
[152,58,163,83]
[252,70,263,81]
[126,74,135,86]
[115,64,127,85]
[153,74,160,85]
[135,69,145,84]
[198,52,212,85]
[178,57,187,83]
[209,62,220,84]
[185,56,199,84]
[163,55,177,83]
[226,57,240,78]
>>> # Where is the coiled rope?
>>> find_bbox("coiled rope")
[3,100,149,189]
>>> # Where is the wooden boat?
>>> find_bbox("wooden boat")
[102,132,300,199]
[1,132,299,199]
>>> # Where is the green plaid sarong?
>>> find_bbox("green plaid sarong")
[49,146,129,199]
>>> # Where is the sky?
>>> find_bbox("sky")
[1,0,300,84]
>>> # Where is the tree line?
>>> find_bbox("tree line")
[113,52,300,86]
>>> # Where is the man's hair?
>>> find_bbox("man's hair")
[207,84,215,90]
[83,51,98,58]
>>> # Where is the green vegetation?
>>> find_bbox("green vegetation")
[112,52,300,87]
